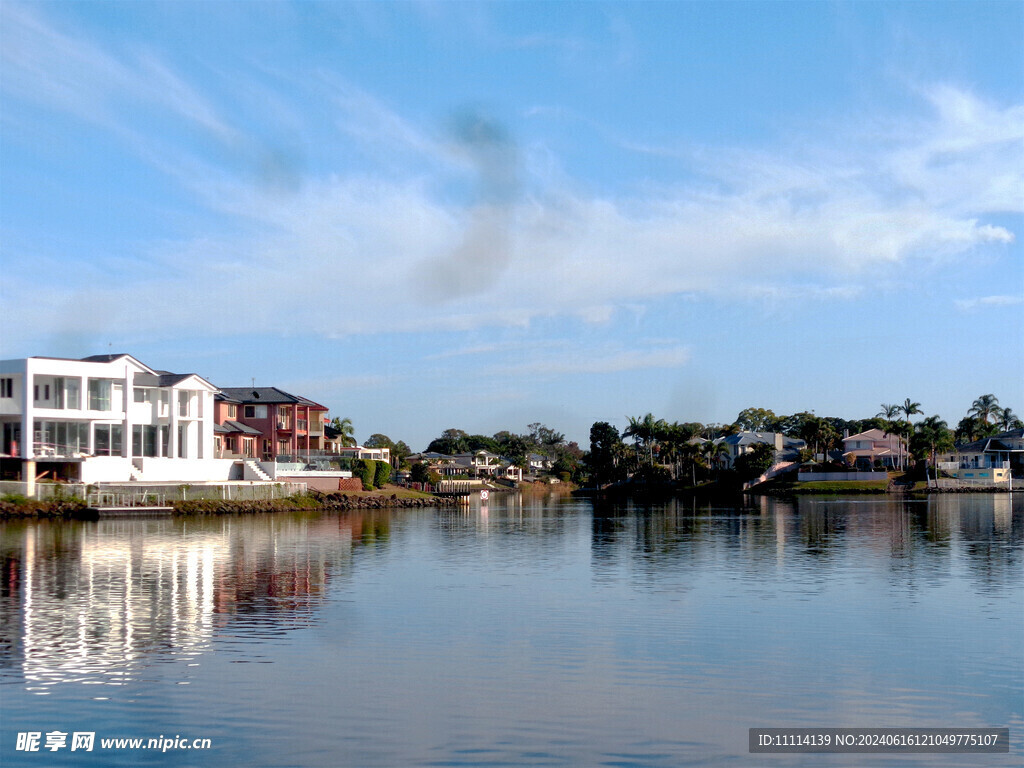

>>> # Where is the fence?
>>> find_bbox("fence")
[0,480,308,505]
[934,477,1011,489]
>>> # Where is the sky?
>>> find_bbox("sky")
[1,1,1022,450]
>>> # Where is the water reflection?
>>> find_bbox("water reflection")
[0,512,395,691]
[0,495,1020,767]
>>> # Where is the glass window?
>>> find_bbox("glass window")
[178,425,188,458]
[160,426,170,457]
[178,391,190,417]
[88,379,112,411]
[65,378,80,410]
[0,378,12,398]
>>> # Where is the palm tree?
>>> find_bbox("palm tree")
[624,413,666,466]
[877,403,900,420]
[896,400,922,469]
[701,439,730,474]
[998,407,1022,431]
[329,416,357,447]
[968,394,1001,424]
[913,415,953,470]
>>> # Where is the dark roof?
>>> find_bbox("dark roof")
[958,437,1015,453]
[220,420,262,435]
[218,387,326,408]
[79,353,134,363]
[215,392,242,404]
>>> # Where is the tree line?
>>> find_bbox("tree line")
[331,393,1018,486]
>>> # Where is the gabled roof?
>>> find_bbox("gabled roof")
[843,428,900,442]
[218,387,327,409]
[958,437,1016,454]
[219,420,262,435]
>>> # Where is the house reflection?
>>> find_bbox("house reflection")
[0,513,384,691]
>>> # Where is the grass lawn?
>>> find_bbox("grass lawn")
[337,484,437,500]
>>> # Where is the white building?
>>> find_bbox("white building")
[0,354,231,484]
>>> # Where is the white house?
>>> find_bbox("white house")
[0,354,231,485]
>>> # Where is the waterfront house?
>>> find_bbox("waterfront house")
[0,354,224,484]
[953,428,1024,483]
[716,432,805,469]
[216,387,329,462]
[841,428,904,470]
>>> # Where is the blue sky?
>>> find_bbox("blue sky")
[1,1,1021,450]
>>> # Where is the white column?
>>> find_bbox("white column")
[169,388,179,459]
[20,360,33,459]
[122,367,133,458]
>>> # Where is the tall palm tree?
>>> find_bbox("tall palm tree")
[897,400,922,470]
[624,413,666,465]
[877,403,900,420]
[913,415,953,469]
[969,394,1001,425]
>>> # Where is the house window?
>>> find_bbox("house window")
[134,387,154,404]
[34,420,88,456]
[178,425,188,458]
[132,425,158,457]
[63,378,80,409]
[243,404,267,419]
[228,404,237,419]
[243,438,255,458]
[178,391,190,418]
[94,424,123,456]
[0,378,12,398]
[160,426,170,457]
[88,379,113,411]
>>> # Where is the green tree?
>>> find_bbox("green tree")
[587,421,623,486]
[330,417,357,447]
[365,433,394,450]
[998,407,1022,431]
[410,462,431,484]
[968,394,1001,424]
[393,440,412,469]
[911,415,954,467]
[877,403,901,420]
[623,413,666,465]
[734,442,776,481]
[426,428,469,455]
[527,423,566,450]
[734,407,779,432]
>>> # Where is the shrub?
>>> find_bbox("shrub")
[373,461,391,488]
[357,460,376,491]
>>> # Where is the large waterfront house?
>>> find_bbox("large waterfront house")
[953,429,1024,483]
[215,387,329,462]
[0,354,225,484]
[841,428,905,469]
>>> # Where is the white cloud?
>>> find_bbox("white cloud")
[954,294,1024,312]
[2,4,1020,349]
[488,345,692,377]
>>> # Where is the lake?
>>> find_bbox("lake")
[1,493,1021,766]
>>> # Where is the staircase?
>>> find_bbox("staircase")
[244,459,272,481]
[129,459,145,482]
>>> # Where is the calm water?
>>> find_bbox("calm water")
[1,494,1021,767]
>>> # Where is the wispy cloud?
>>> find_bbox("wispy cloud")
[954,294,1024,311]
[2,4,1020,352]
[488,344,692,377]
